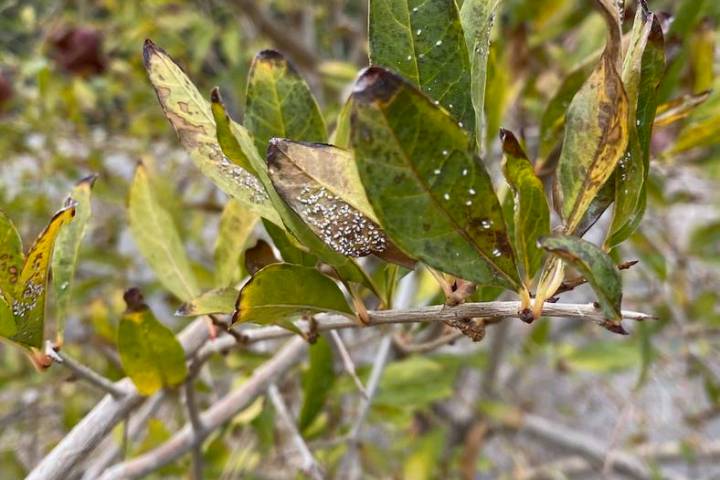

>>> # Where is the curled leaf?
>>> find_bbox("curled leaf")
[232,263,353,334]
[539,234,625,333]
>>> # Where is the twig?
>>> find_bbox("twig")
[228,0,319,69]
[267,384,325,480]
[330,330,368,398]
[97,338,307,480]
[341,334,393,480]
[184,375,205,480]
[509,412,652,480]
[393,330,464,354]
[49,342,127,398]
[554,260,639,295]
[28,318,211,480]
[199,301,654,361]
[81,392,167,480]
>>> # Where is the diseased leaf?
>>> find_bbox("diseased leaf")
[176,288,237,316]
[500,129,550,283]
[244,49,327,154]
[210,88,258,177]
[245,239,282,275]
[607,4,664,248]
[555,0,629,233]
[267,140,389,259]
[211,93,380,294]
[369,0,474,134]
[52,174,96,344]
[142,40,279,224]
[0,210,24,305]
[537,59,596,169]
[118,288,187,395]
[298,336,335,432]
[11,206,76,349]
[539,234,624,333]
[232,263,353,333]
[460,0,502,154]
[350,67,521,290]
[214,199,259,288]
[128,164,200,302]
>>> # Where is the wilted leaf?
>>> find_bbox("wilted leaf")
[232,263,353,333]
[298,336,335,432]
[176,288,237,317]
[12,206,76,349]
[214,199,259,288]
[460,0,502,153]
[555,0,629,233]
[501,129,550,283]
[142,40,279,224]
[245,49,327,154]
[0,210,23,305]
[118,288,188,395]
[128,163,200,302]
[211,93,380,294]
[52,174,96,344]
[539,234,624,332]
[607,5,664,248]
[350,67,521,290]
[369,0,474,134]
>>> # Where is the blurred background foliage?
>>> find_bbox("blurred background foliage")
[1,0,720,478]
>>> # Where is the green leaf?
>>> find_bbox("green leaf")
[118,289,188,396]
[298,336,335,432]
[368,0,474,134]
[0,295,16,338]
[460,0,502,154]
[555,1,629,233]
[671,87,720,155]
[262,219,316,267]
[232,263,353,333]
[329,99,352,149]
[211,93,380,294]
[0,210,23,305]
[52,174,96,344]
[607,5,664,248]
[244,50,327,155]
[209,89,258,177]
[176,288,237,317]
[214,199,259,288]
[11,206,76,349]
[142,40,279,224]
[500,129,550,283]
[350,67,521,290]
[128,163,200,302]
[560,340,640,373]
[539,234,624,333]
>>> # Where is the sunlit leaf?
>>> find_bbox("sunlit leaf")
[539,234,624,333]
[142,39,279,224]
[607,5,664,248]
[176,288,237,316]
[298,336,335,432]
[244,49,327,154]
[214,199,258,288]
[0,210,23,306]
[118,288,188,395]
[350,67,521,290]
[52,174,96,344]
[555,0,629,233]
[232,263,353,333]
[209,88,258,177]
[369,0,474,134]
[500,129,549,283]
[460,0,502,154]
[11,206,76,349]
[128,163,200,302]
